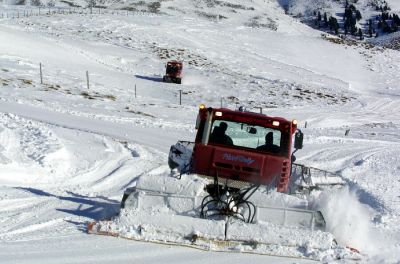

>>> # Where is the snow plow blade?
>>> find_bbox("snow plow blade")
[88,215,335,259]
[87,172,359,260]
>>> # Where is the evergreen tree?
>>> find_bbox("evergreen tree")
[344,18,349,32]
[344,8,352,20]
[391,20,398,32]
[368,19,373,37]
[382,20,390,33]
[355,10,362,21]
[394,14,400,26]
[351,25,357,35]
[349,14,357,36]
[333,17,339,34]
[394,14,398,24]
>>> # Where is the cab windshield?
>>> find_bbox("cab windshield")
[167,64,180,74]
[208,120,283,153]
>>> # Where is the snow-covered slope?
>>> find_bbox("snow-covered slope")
[0,0,400,263]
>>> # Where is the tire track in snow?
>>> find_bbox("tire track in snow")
[62,135,166,194]
[1,219,64,238]
[0,109,169,243]
[300,133,400,215]
[0,186,119,242]
[0,194,62,240]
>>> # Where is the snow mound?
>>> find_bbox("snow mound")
[0,113,69,184]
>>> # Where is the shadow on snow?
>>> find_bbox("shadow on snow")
[14,187,120,232]
[135,74,163,82]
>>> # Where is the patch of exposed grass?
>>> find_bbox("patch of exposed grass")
[126,107,155,118]
[80,91,95,100]
[80,91,117,101]
[18,79,33,85]
[0,78,10,86]
[45,84,61,90]
[104,94,116,101]
[195,11,227,21]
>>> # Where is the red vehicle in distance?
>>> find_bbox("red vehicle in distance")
[163,61,183,84]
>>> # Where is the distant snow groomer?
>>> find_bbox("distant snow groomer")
[163,61,183,84]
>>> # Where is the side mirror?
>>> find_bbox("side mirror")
[294,130,303,149]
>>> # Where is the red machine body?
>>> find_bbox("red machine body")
[163,61,183,84]
[192,106,298,193]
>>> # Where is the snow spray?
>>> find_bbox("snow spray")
[314,187,385,254]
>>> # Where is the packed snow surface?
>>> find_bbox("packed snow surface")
[0,0,400,263]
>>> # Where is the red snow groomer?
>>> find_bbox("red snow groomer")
[163,61,183,84]
[89,104,350,260]
[168,105,309,222]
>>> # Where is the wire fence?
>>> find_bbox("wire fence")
[0,6,161,19]
[27,62,187,106]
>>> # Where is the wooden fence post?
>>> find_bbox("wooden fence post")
[86,71,89,90]
[39,63,43,84]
